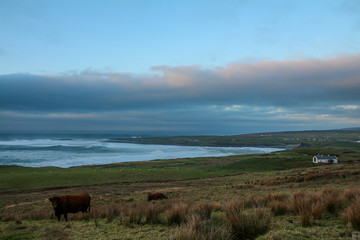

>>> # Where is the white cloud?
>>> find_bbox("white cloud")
[1,54,360,132]
[333,105,360,110]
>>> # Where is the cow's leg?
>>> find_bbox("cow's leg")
[57,214,61,221]
[64,213,68,221]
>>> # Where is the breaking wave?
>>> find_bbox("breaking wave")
[0,135,284,168]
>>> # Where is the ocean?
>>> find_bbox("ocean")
[0,133,284,168]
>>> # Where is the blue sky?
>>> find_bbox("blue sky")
[0,0,360,134]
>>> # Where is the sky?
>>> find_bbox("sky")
[0,0,360,135]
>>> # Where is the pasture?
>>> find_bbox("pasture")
[0,145,360,239]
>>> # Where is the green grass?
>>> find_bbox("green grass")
[1,146,358,192]
[0,150,306,192]
[0,164,229,192]
[0,220,175,240]
[118,129,360,149]
[223,154,314,172]
[1,130,360,239]
[1,160,360,239]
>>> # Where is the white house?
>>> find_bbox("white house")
[312,155,338,164]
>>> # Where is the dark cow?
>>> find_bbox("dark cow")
[147,192,168,201]
[49,194,91,221]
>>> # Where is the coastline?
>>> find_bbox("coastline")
[107,138,293,149]
[0,138,284,168]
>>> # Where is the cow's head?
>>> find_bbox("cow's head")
[49,196,61,209]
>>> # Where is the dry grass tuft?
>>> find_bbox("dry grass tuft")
[311,201,325,220]
[262,193,289,203]
[190,201,217,220]
[288,191,307,215]
[126,202,146,225]
[342,196,360,231]
[173,213,230,240]
[225,200,272,240]
[299,208,312,227]
[342,188,360,204]
[320,188,343,214]
[167,203,189,226]
[89,203,124,220]
[145,202,163,224]
[268,200,288,216]
[288,191,313,227]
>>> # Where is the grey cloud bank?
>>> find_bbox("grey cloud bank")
[1,55,359,134]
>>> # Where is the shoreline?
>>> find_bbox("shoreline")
[107,138,292,149]
[0,145,287,169]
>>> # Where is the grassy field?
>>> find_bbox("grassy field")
[1,130,360,239]
[114,129,360,148]
[1,147,354,192]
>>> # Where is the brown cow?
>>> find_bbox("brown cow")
[147,192,168,201]
[49,194,91,221]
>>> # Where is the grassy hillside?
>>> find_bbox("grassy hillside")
[1,130,360,239]
[114,129,360,148]
[1,156,360,239]
[2,147,358,193]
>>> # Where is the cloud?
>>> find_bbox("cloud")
[2,55,360,112]
[1,55,360,132]
[333,105,360,110]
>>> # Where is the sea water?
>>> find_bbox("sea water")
[0,133,284,168]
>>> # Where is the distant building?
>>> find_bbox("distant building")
[312,155,338,164]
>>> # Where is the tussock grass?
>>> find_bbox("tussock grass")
[189,201,218,220]
[268,200,288,216]
[167,203,188,226]
[264,193,289,202]
[320,188,343,214]
[1,155,360,239]
[125,202,146,225]
[288,191,330,226]
[225,200,272,240]
[89,203,124,220]
[145,202,164,224]
[173,213,230,240]
[343,196,360,231]
[311,201,325,220]
[288,191,308,216]
[342,188,360,204]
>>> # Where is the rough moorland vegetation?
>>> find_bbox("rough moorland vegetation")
[0,130,360,239]
[1,162,360,239]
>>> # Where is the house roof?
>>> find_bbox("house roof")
[315,155,337,159]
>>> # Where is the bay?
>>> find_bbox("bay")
[0,133,284,168]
